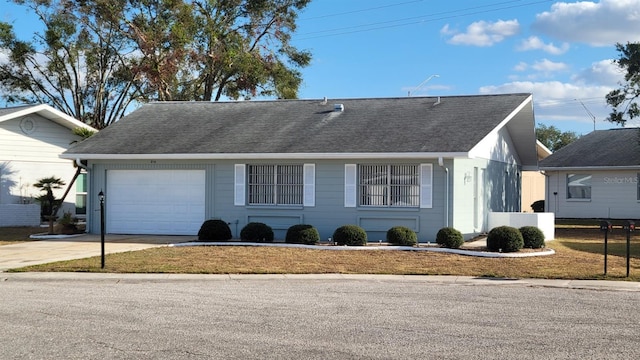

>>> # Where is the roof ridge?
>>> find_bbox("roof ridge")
[143,93,531,105]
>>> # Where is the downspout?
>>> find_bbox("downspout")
[542,170,548,212]
[75,158,88,171]
[438,157,449,228]
[75,158,89,233]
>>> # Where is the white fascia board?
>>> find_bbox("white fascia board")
[539,166,640,171]
[60,152,471,161]
[0,104,97,131]
[0,106,38,123]
[468,95,533,158]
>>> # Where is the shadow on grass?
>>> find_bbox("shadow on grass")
[560,239,640,259]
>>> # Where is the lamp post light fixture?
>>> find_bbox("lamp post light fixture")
[98,190,105,269]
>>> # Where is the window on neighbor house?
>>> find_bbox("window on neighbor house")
[358,164,420,207]
[75,172,87,215]
[247,165,303,205]
[567,173,591,199]
[637,173,640,201]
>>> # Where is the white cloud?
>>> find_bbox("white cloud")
[514,62,528,71]
[517,36,569,54]
[441,19,520,47]
[479,81,615,125]
[532,59,569,72]
[0,48,8,65]
[533,0,640,46]
[572,59,624,86]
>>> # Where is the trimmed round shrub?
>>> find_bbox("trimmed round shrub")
[519,226,545,249]
[436,227,464,249]
[286,224,320,245]
[386,226,417,246]
[486,226,524,253]
[333,225,367,246]
[240,222,274,243]
[197,219,232,241]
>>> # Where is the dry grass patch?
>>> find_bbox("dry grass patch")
[0,227,42,245]
[14,226,640,280]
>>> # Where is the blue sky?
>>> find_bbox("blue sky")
[2,0,639,135]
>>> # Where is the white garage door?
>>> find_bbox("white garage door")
[106,170,206,235]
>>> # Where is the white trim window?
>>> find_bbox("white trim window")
[248,164,303,205]
[235,164,315,206]
[75,172,87,216]
[567,173,591,199]
[358,164,420,207]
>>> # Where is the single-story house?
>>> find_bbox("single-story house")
[521,140,552,212]
[61,94,538,241]
[539,128,640,219]
[0,104,96,226]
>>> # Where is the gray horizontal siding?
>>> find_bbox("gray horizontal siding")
[87,159,448,241]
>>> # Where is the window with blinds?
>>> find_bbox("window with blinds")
[358,164,419,207]
[248,165,303,205]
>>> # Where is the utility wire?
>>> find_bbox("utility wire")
[300,0,425,21]
[294,0,554,41]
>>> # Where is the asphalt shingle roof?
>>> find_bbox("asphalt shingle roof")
[539,128,640,168]
[63,94,532,156]
[0,105,37,118]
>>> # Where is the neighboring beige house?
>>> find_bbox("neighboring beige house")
[0,104,96,226]
[521,140,552,212]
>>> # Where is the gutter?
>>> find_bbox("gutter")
[60,152,472,161]
[75,158,88,171]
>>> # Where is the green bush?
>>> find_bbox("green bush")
[486,226,524,252]
[286,224,320,245]
[519,226,545,249]
[436,227,464,249]
[333,225,367,246]
[240,222,274,243]
[386,226,417,246]
[197,219,232,241]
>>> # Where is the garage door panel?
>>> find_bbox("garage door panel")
[106,170,206,235]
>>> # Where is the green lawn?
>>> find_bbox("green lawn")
[10,226,640,281]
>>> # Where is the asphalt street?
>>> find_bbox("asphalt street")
[1,274,639,359]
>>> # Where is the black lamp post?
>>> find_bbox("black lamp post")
[98,190,105,269]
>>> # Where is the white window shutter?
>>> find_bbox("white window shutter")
[420,163,433,208]
[234,164,245,206]
[344,164,357,207]
[303,164,315,207]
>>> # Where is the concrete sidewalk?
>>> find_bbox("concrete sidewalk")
[0,234,193,271]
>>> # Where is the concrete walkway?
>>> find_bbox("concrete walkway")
[0,234,192,272]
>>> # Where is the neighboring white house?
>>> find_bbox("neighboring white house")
[61,94,538,241]
[0,104,96,226]
[540,128,640,219]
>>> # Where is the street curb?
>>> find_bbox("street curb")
[2,273,639,292]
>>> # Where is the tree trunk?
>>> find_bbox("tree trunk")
[48,167,82,234]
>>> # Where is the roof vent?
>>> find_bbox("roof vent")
[334,104,344,112]
[433,97,441,106]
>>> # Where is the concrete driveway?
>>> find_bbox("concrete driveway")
[0,234,193,271]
